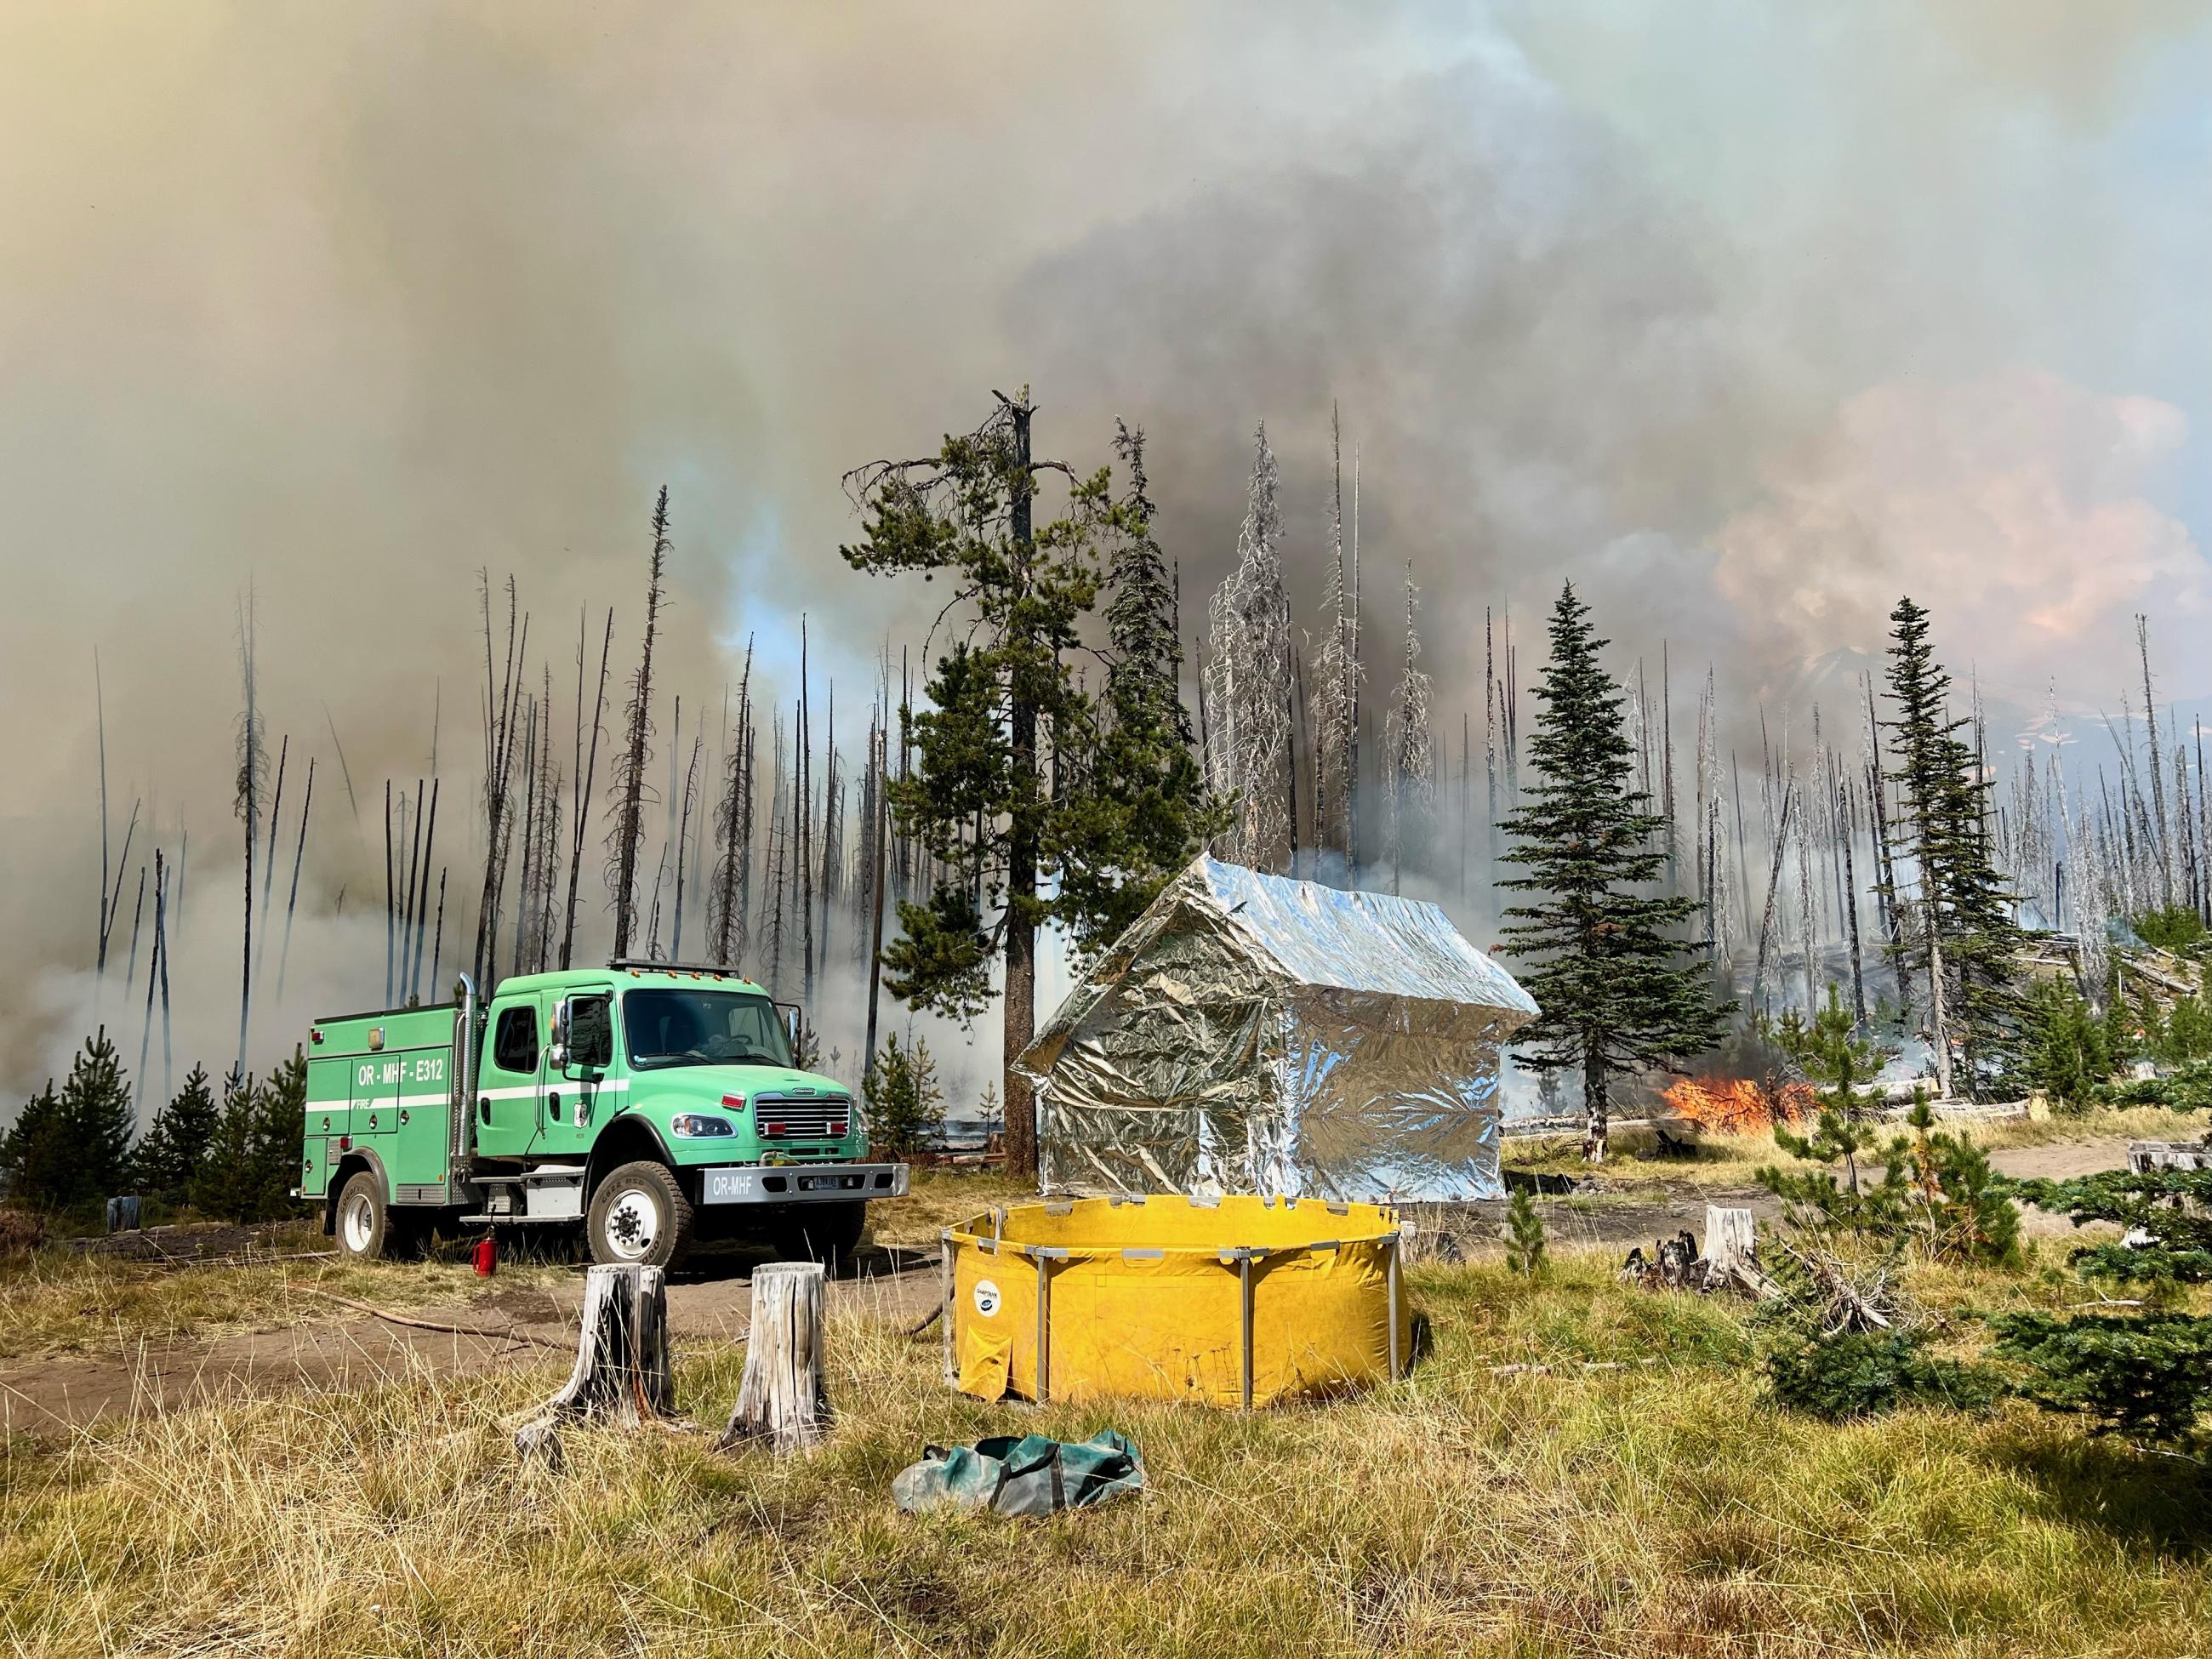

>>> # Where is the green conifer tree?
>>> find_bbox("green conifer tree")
[242,1050,307,1221]
[189,1067,258,1223]
[1498,582,1731,1162]
[1997,1165,2212,1442]
[1054,420,1223,955]
[844,393,1207,1177]
[134,1063,219,1204]
[1877,598,2024,1098]
[0,1079,67,1213]
[64,1029,137,1210]
[2021,982,2111,1109]
[863,1030,945,1159]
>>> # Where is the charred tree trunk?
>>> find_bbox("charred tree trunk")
[564,607,614,970]
[276,757,315,998]
[1582,1040,1608,1166]
[1003,399,1040,1180]
[609,492,670,961]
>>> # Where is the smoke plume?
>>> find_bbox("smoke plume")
[3,2,2207,1101]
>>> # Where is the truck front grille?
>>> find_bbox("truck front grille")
[750,1092,852,1142]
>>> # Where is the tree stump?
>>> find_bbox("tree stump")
[1702,1205,1781,1300]
[1703,1206,1756,1278]
[719,1261,829,1454]
[513,1263,672,1464]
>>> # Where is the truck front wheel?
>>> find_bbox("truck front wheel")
[334,1170,392,1263]
[588,1160,693,1269]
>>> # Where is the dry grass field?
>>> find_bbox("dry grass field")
[3,1229,2209,1657]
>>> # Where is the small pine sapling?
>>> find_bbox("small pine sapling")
[1889,1096,2021,1268]
[863,1031,945,1158]
[1992,1165,2212,1444]
[1502,1188,1548,1276]
[1764,1326,2002,1422]
[2021,979,2112,1111]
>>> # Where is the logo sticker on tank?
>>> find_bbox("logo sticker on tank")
[972,1279,1001,1318]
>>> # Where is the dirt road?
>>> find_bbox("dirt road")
[0,1245,940,1436]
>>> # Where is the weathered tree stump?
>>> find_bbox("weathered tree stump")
[719,1260,829,1454]
[1702,1205,1782,1300]
[1703,1206,1756,1278]
[513,1263,673,1464]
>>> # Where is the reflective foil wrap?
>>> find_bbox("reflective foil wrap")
[1018,856,1539,1202]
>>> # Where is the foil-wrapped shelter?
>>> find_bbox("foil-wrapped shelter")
[1017,856,1538,1202]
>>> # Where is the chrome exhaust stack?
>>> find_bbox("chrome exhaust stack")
[449,972,479,1200]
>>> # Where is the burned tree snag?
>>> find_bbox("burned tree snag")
[608,491,670,960]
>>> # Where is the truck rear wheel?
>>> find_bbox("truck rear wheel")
[588,1160,693,1269]
[769,1200,866,1274]
[334,1170,392,1263]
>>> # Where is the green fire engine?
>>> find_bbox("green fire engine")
[296,962,908,1268]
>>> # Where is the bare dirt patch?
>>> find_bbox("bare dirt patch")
[0,1240,940,1433]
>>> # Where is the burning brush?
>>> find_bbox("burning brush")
[1660,1075,1816,1136]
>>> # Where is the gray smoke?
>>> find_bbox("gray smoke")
[3,2,2206,1102]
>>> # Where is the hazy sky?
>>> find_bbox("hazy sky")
[3,1,2209,1092]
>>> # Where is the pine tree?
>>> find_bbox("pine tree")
[1765,987,1892,1199]
[0,1079,68,1213]
[2021,981,2112,1109]
[134,1063,219,1204]
[1996,1165,2212,1442]
[0,1031,138,1216]
[863,1030,945,1158]
[1498,583,1730,1163]
[242,1051,307,1220]
[1878,598,2025,1098]
[843,391,1195,1177]
[1055,420,1222,955]
[63,1029,136,1207]
[190,1067,258,1222]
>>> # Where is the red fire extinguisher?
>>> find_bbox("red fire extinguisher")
[472,1235,499,1277]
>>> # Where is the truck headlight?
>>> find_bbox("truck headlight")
[669,1113,736,1137]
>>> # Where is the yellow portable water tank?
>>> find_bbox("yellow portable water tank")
[941,1194,1411,1408]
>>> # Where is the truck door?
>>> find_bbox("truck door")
[534,986,616,1157]
[474,998,544,1159]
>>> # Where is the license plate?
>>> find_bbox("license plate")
[797,1174,851,1192]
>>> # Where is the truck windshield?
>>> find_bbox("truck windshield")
[623,989,795,1071]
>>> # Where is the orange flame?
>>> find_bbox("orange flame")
[1662,1076,1815,1134]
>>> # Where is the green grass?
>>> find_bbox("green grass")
[3,1251,2209,1656]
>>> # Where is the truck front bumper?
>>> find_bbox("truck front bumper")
[699,1162,909,1206]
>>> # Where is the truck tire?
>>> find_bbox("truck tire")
[334,1169,393,1263]
[588,1160,693,1269]
[769,1200,866,1274]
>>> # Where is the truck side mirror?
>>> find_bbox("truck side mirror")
[548,999,572,1072]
